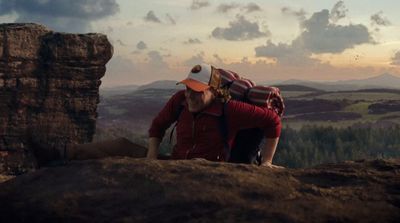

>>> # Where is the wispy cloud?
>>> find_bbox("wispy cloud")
[217,3,239,13]
[281,7,306,21]
[183,52,205,66]
[255,40,318,66]
[213,54,224,64]
[116,39,126,46]
[147,50,169,69]
[144,10,161,23]
[243,3,262,13]
[166,13,176,25]
[391,51,400,66]
[371,11,391,26]
[136,41,147,50]
[211,15,269,41]
[190,0,210,10]
[217,2,261,14]
[183,38,202,45]
[330,1,347,23]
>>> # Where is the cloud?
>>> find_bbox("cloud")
[144,10,161,23]
[147,50,168,69]
[256,7,374,66]
[330,1,347,23]
[211,15,269,41]
[301,9,372,53]
[281,7,306,21]
[0,0,119,33]
[371,11,391,26]
[255,40,319,66]
[136,41,147,50]
[216,3,261,14]
[211,56,390,83]
[217,3,239,13]
[213,54,224,64]
[183,38,202,44]
[183,52,205,66]
[190,0,210,10]
[391,51,400,66]
[243,3,262,13]
[116,39,126,46]
[166,13,176,25]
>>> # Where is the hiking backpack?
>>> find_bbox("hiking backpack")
[217,68,285,165]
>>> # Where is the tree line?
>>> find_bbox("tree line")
[94,124,400,168]
[274,125,400,168]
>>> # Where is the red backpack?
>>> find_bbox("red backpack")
[217,68,284,164]
[218,68,284,117]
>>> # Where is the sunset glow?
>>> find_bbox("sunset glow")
[0,0,399,86]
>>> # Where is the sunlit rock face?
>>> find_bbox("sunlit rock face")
[0,23,113,174]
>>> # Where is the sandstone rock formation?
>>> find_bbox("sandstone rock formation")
[0,158,399,222]
[0,23,112,174]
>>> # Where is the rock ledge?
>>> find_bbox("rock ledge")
[0,158,399,223]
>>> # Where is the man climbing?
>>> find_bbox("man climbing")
[147,64,283,168]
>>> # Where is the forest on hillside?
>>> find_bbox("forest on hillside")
[274,125,400,167]
[94,124,400,168]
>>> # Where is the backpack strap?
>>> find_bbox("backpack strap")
[219,101,230,161]
[169,103,184,144]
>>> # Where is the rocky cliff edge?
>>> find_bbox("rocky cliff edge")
[0,158,399,223]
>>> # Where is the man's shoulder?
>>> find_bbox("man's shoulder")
[170,90,185,102]
[175,89,185,97]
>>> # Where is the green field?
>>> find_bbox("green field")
[283,90,400,129]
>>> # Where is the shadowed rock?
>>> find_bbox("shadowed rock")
[0,158,399,222]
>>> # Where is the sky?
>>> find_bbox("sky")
[0,0,400,87]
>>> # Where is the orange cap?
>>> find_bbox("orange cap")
[178,64,221,92]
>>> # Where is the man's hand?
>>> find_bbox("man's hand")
[261,161,285,169]
[147,137,161,159]
[260,137,284,169]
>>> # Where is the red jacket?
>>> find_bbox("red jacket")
[149,90,281,161]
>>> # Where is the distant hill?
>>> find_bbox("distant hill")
[275,84,322,92]
[100,84,139,96]
[100,80,183,97]
[100,73,400,96]
[277,80,359,91]
[137,80,184,91]
[334,73,400,89]
[277,73,400,91]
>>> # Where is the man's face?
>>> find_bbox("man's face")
[185,87,215,112]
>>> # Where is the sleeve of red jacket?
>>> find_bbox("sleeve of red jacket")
[226,100,282,138]
[148,90,185,139]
